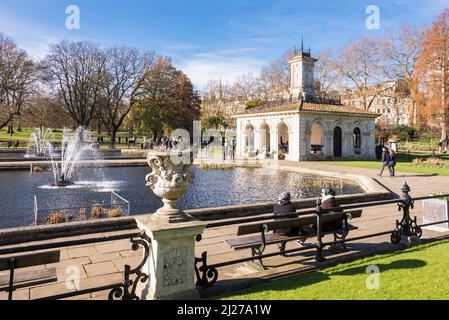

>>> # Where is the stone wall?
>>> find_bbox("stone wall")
[236,111,377,161]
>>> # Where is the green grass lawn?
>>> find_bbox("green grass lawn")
[323,152,449,176]
[0,128,64,143]
[221,240,449,300]
[0,128,142,149]
[402,138,441,152]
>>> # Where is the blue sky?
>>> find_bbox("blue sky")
[0,0,448,88]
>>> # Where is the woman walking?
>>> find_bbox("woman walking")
[388,148,397,177]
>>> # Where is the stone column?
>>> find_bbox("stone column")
[136,216,205,300]
[136,150,206,300]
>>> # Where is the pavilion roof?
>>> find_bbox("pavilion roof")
[234,101,379,117]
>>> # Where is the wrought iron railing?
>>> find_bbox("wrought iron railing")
[194,183,449,289]
[0,229,151,300]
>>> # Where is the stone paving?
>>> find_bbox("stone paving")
[1,161,449,300]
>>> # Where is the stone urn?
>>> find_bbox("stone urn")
[146,150,194,222]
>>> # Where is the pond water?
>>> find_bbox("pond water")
[0,166,364,229]
[0,151,145,161]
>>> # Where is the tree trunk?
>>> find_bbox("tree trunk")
[441,65,447,141]
[7,123,14,136]
[110,127,117,149]
[16,118,22,132]
[97,119,102,134]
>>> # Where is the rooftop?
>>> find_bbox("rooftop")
[234,100,380,117]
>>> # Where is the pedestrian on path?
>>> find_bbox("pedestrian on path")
[388,148,397,177]
[378,146,390,177]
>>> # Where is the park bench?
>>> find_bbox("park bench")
[225,210,362,270]
[0,250,60,300]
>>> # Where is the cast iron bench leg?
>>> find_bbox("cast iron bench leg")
[248,246,267,271]
[278,242,287,257]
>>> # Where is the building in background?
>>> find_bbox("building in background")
[233,49,379,161]
[340,80,413,127]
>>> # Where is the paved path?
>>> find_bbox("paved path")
[1,161,448,300]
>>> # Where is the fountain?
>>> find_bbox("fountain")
[47,127,101,187]
[26,128,56,158]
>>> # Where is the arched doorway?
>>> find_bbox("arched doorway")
[310,122,324,154]
[244,124,255,153]
[333,126,342,158]
[260,123,271,156]
[278,122,289,154]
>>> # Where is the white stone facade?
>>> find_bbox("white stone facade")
[236,111,376,161]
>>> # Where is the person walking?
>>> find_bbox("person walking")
[388,148,397,177]
[378,146,390,177]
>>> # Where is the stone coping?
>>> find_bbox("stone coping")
[0,159,147,171]
[0,163,390,245]
[271,164,387,194]
[0,216,137,246]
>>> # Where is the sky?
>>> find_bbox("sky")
[0,0,448,89]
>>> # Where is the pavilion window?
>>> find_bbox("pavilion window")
[353,127,362,151]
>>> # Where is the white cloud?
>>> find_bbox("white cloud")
[0,9,70,60]
[176,48,266,89]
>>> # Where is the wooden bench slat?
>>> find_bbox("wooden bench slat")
[0,251,61,271]
[237,215,315,236]
[227,225,358,250]
[237,210,362,236]
[0,267,57,291]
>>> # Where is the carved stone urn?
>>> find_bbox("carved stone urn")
[146,150,194,222]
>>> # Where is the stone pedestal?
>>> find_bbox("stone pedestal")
[136,215,205,300]
[136,149,205,300]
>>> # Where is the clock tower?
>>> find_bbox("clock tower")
[288,48,317,101]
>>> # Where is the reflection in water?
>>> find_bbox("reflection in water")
[0,166,364,229]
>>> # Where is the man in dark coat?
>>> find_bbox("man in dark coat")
[273,192,298,236]
[320,187,343,232]
[378,146,390,177]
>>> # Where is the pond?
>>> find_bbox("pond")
[0,166,364,229]
[0,150,145,161]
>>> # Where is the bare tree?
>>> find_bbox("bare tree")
[0,33,36,131]
[337,37,389,110]
[100,46,155,147]
[22,93,70,129]
[383,24,425,126]
[259,48,296,100]
[314,49,341,100]
[42,41,106,128]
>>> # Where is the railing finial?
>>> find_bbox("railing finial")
[401,182,411,195]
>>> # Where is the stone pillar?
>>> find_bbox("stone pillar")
[136,150,206,300]
[136,216,205,300]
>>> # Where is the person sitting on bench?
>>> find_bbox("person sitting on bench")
[320,187,343,232]
[273,192,299,237]
[296,187,343,247]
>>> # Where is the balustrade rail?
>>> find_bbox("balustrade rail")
[1,182,449,299]
[0,229,151,300]
[194,183,449,289]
